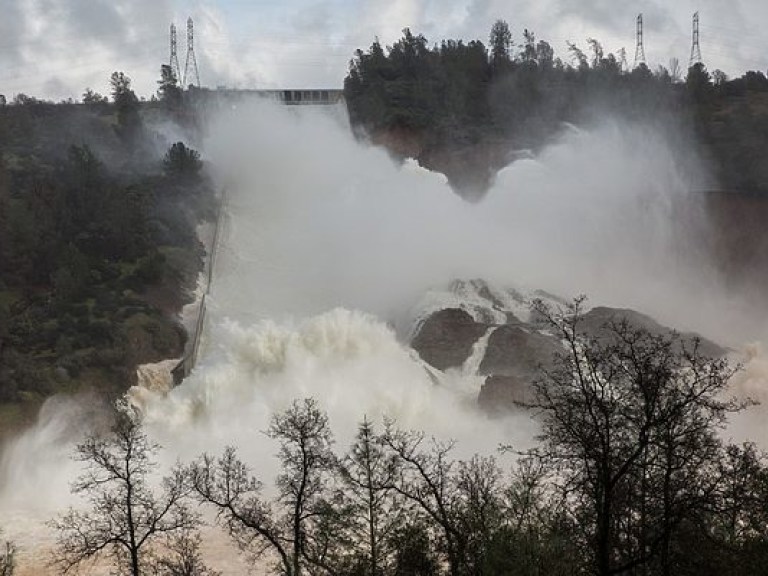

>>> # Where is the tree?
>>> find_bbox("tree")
[521,29,537,63]
[488,20,512,66]
[50,403,198,576]
[158,64,183,110]
[686,63,712,95]
[523,297,742,576]
[713,69,728,86]
[110,71,134,103]
[586,38,604,68]
[110,71,142,145]
[164,142,202,179]
[535,41,555,69]
[0,532,15,576]
[269,398,337,575]
[338,417,403,576]
[380,425,467,576]
[566,42,588,71]
[82,88,107,104]
[189,448,286,571]
[191,398,336,576]
[153,530,219,576]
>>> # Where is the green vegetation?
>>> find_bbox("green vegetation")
[345,22,768,195]
[0,70,214,431]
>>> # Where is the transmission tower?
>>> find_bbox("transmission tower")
[183,17,200,88]
[689,12,702,67]
[169,24,182,84]
[634,13,646,68]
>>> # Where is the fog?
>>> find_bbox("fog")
[204,101,750,343]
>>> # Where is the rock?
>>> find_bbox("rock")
[411,308,488,371]
[581,307,726,358]
[409,282,727,417]
[478,375,531,414]
[479,325,561,377]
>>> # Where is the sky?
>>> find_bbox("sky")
[1,0,767,101]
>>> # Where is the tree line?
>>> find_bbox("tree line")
[344,20,768,195]
[7,299,768,576]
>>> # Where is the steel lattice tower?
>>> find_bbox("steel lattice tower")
[634,14,646,68]
[169,24,182,84]
[183,17,200,88]
[690,12,702,67]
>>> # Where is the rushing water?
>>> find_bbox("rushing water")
[2,100,768,574]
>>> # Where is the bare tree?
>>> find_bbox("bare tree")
[154,529,220,576]
[453,455,504,575]
[190,398,336,576]
[189,448,288,570]
[50,403,198,576]
[0,532,15,576]
[523,297,742,576]
[380,424,466,576]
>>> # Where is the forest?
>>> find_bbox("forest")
[0,68,214,433]
[344,21,768,195]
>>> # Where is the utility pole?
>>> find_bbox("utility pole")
[183,17,200,88]
[634,13,646,68]
[690,12,702,67]
[169,24,182,84]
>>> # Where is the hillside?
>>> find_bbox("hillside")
[344,25,768,200]
[0,86,214,435]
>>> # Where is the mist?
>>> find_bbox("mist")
[3,97,768,573]
[204,100,756,344]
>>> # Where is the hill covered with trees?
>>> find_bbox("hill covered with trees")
[344,21,768,197]
[0,69,214,434]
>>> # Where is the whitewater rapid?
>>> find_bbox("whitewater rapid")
[3,100,768,574]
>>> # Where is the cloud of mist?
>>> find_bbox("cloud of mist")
[203,100,760,345]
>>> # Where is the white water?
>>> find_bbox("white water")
[2,100,768,574]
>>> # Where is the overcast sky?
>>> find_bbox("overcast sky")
[2,0,767,101]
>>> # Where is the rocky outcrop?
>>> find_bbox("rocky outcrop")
[479,325,561,376]
[476,325,562,412]
[580,307,726,358]
[410,308,488,371]
[478,374,529,414]
[409,280,727,416]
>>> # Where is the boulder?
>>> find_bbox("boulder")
[411,308,487,371]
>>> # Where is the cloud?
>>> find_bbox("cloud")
[1,0,766,101]
[0,0,174,101]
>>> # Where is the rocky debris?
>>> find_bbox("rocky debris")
[411,308,488,371]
